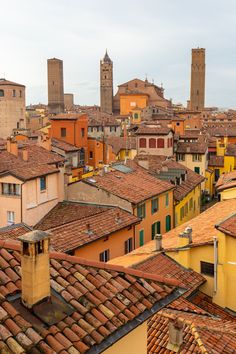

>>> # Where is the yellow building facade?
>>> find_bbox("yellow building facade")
[174,184,201,227]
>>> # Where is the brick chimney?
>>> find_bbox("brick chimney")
[167,318,184,352]
[7,138,18,157]
[18,230,51,309]
[22,148,28,161]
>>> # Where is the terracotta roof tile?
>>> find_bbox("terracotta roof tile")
[0,240,184,353]
[216,170,236,192]
[84,160,174,204]
[216,212,236,237]
[177,141,208,154]
[106,136,136,154]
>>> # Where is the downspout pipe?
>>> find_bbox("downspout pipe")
[213,236,218,294]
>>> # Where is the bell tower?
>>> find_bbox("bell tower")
[189,48,205,111]
[100,50,113,114]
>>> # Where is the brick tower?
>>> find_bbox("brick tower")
[47,58,64,114]
[189,48,205,111]
[100,50,113,114]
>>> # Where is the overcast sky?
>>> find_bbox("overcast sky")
[1,0,236,108]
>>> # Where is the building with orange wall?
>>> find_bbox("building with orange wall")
[34,201,140,262]
[50,113,88,162]
[120,93,149,115]
[87,137,116,170]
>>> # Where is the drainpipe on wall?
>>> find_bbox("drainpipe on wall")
[213,236,218,294]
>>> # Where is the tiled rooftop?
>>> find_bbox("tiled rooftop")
[148,309,236,353]
[135,125,171,135]
[0,239,184,353]
[190,291,236,322]
[208,155,224,167]
[176,141,208,154]
[108,199,236,262]
[84,160,174,205]
[106,136,137,154]
[133,253,205,298]
[52,138,80,153]
[0,224,32,241]
[216,212,236,238]
[216,170,236,192]
[135,155,204,202]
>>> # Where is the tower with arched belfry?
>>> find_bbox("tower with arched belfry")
[100,50,113,114]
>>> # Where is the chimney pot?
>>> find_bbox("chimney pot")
[154,233,162,251]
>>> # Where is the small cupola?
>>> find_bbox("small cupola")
[18,230,51,309]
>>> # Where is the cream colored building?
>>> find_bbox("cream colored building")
[0,78,25,138]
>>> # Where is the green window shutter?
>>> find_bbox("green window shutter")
[166,215,171,232]
[151,224,155,240]
[157,221,161,234]
[139,230,144,246]
[143,204,146,218]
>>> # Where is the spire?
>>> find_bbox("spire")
[103,49,112,63]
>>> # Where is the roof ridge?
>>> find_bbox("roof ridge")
[0,240,181,286]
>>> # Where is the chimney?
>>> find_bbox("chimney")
[167,318,184,352]
[154,233,162,251]
[178,226,192,247]
[22,148,28,161]
[18,230,51,309]
[115,211,121,224]
[185,226,193,243]
[7,138,18,157]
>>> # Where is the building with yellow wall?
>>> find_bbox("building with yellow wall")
[216,170,236,201]
[67,161,175,247]
[109,199,236,313]
[135,155,204,227]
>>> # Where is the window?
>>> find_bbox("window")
[19,90,22,98]
[157,138,164,148]
[151,198,159,214]
[176,122,180,126]
[149,138,156,148]
[200,261,214,277]
[177,154,185,161]
[194,166,200,174]
[139,138,146,148]
[125,238,133,254]
[180,206,184,221]
[40,176,46,191]
[192,154,202,162]
[215,169,220,182]
[81,128,85,137]
[7,211,15,225]
[139,230,144,246]
[137,203,146,219]
[152,221,161,240]
[165,193,169,207]
[165,215,171,232]
[0,89,4,97]
[184,202,188,215]
[79,148,85,165]
[2,183,20,196]
[89,151,93,159]
[189,198,193,210]
[61,128,66,137]
[134,113,139,119]
[99,249,110,262]
[12,89,16,97]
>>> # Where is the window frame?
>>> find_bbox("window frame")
[151,198,159,214]
[200,261,214,277]
[40,176,47,191]
[61,127,67,138]
[137,203,146,219]
[99,249,110,262]
[125,238,133,254]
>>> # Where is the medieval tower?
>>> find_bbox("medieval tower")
[100,51,113,114]
[189,48,205,111]
[47,58,64,114]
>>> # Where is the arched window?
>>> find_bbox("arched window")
[157,138,164,148]
[149,138,156,148]
[139,138,146,148]
[0,90,4,97]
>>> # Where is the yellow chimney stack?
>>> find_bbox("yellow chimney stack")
[18,230,51,308]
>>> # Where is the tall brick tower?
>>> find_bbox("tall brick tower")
[189,48,205,111]
[47,58,64,114]
[100,50,113,114]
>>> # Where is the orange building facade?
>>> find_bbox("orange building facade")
[120,94,148,115]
